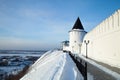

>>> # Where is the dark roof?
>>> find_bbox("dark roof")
[72,17,84,30]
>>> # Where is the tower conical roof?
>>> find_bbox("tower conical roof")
[72,17,84,30]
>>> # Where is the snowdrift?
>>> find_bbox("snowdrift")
[20,50,83,80]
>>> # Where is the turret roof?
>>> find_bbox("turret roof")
[72,17,84,30]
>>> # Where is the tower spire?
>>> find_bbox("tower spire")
[72,17,84,30]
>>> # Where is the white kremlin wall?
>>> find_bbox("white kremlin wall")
[81,9,120,68]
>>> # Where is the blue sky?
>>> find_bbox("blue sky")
[0,0,120,50]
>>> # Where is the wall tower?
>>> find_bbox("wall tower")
[69,17,86,53]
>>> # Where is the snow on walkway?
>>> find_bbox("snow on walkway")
[20,50,83,80]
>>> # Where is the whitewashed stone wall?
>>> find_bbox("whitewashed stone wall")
[81,9,120,68]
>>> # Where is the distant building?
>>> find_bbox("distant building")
[62,41,69,51]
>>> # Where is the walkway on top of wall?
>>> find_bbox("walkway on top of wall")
[70,53,120,80]
[91,58,120,74]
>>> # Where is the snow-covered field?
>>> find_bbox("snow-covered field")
[20,50,83,80]
[0,50,46,80]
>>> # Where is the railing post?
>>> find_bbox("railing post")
[84,62,87,80]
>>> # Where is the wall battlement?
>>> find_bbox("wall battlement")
[82,9,120,68]
[88,10,120,38]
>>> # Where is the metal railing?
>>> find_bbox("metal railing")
[69,53,87,80]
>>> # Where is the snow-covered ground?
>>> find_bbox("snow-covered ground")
[0,66,24,75]
[20,50,83,80]
[0,50,45,80]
